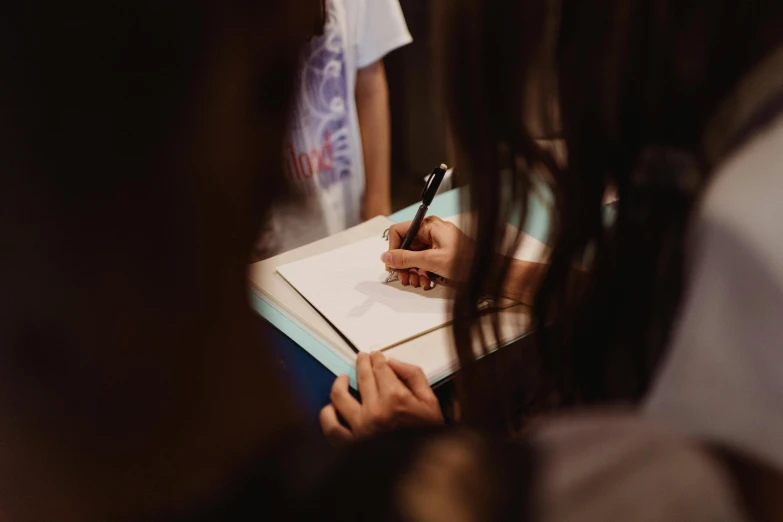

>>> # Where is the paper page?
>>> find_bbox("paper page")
[277,235,455,353]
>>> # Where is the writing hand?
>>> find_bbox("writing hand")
[381,216,471,288]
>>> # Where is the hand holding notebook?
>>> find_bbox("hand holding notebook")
[251,212,544,386]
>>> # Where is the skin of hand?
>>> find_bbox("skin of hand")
[320,352,444,445]
[382,216,550,306]
[381,216,469,289]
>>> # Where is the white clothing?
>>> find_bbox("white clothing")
[646,113,783,470]
[262,0,411,256]
[534,413,748,522]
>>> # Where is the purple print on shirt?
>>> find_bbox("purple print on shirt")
[284,1,352,192]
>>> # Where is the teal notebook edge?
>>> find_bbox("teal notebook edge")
[249,187,552,385]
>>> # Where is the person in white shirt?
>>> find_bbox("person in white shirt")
[258,0,412,257]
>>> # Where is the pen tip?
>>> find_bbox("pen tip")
[440,163,448,170]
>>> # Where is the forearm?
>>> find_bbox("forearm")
[356,60,392,219]
[501,259,549,305]
[501,258,590,306]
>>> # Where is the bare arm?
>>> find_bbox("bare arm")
[503,258,592,308]
[502,260,549,305]
[356,60,392,220]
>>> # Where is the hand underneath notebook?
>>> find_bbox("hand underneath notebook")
[320,352,444,444]
[381,216,471,288]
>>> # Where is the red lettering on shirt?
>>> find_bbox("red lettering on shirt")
[283,130,337,181]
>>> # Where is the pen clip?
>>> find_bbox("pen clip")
[421,164,448,205]
[421,171,436,200]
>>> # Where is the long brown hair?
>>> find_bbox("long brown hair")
[439,0,783,429]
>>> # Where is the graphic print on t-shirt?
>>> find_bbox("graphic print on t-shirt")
[285,2,353,195]
[260,0,410,257]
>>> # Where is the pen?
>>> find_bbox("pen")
[385,163,448,284]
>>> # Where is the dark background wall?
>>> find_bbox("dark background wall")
[385,0,448,211]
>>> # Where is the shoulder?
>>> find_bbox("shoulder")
[533,413,749,522]
[331,0,363,33]
[697,114,783,276]
[644,115,783,470]
[343,0,411,68]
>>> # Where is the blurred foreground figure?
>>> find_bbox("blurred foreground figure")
[328,0,783,518]
[0,0,321,520]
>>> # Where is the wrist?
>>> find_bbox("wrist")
[501,260,547,305]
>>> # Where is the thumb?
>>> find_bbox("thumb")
[381,249,437,271]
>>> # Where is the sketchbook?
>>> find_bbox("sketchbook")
[277,233,454,353]
[249,215,547,384]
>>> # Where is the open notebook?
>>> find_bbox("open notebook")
[249,215,547,385]
[277,234,454,353]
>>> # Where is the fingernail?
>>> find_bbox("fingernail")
[430,280,435,289]
[381,252,392,264]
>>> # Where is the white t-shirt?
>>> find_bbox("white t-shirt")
[645,114,783,470]
[261,0,412,257]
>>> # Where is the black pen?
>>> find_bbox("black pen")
[385,163,448,283]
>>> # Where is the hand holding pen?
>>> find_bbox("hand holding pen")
[381,214,468,289]
[383,164,448,285]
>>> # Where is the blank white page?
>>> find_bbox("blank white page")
[277,235,454,353]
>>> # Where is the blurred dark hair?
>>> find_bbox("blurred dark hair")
[0,2,200,196]
[0,1,323,209]
[439,0,783,429]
